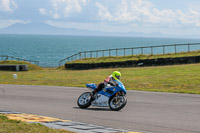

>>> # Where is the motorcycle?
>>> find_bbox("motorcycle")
[77,80,127,111]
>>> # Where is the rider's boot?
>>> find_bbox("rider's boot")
[91,90,97,100]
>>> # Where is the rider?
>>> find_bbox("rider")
[92,71,121,95]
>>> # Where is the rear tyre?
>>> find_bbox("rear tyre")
[109,95,127,111]
[77,92,92,108]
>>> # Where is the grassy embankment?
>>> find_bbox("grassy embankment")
[0,60,42,70]
[0,51,200,94]
[68,50,200,64]
[0,115,73,133]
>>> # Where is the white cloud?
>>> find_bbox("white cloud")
[95,0,200,27]
[178,9,200,26]
[95,2,113,21]
[40,0,200,27]
[95,0,154,23]
[39,0,200,35]
[0,20,31,29]
[0,0,17,12]
[39,0,90,19]
[38,8,47,15]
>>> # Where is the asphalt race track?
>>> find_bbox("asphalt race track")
[0,84,200,133]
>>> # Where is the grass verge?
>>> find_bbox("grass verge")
[0,62,200,94]
[67,50,200,64]
[0,115,73,133]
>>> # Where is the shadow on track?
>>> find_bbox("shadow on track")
[73,107,112,111]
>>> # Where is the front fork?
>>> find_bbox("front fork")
[113,92,122,104]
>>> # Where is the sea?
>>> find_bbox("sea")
[0,34,200,67]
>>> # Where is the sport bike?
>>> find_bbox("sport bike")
[77,80,127,111]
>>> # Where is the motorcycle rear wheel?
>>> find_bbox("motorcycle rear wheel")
[77,92,92,108]
[109,95,127,111]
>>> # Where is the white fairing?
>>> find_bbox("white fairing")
[92,94,109,107]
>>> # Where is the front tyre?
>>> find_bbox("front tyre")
[109,95,127,111]
[77,92,92,108]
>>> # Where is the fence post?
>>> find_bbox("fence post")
[96,51,98,58]
[79,52,81,59]
[151,47,153,55]
[188,44,190,52]
[103,50,104,57]
[141,47,143,55]
[163,45,165,54]
[84,52,86,58]
[124,48,126,56]
[90,51,92,58]
[131,48,134,56]
[175,45,177,54]
[109,49,111,57]
[116,49,118,56]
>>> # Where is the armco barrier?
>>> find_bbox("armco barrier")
[0,65,28,71]
[65,56,200,70]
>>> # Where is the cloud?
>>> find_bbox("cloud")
[39,0,90,19]
[95,2,113,21]
[39,0,200,35]
[95,0,200,27]
[40,0,200,27]
[0,0,18,12]
[38,8,47,15]
[0,20,31,29]
[178,9,200,26]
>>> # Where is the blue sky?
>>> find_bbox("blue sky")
[0,0,200,36]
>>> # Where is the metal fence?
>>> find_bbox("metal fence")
[39,62,59,68]
[59,43,200,67]
[0,55,39,65]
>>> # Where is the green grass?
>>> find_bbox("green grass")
[0,115,74,133]
[67,50,200,64]
[0,62,200,94]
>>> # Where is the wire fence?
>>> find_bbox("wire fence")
[0,55,39,65]
[1,43,200,68]
[39,62,58,68]
[59,43,200,67]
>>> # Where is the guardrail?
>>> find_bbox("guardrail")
[59,43,200,67]
[0,55,39,65]
[39,62,58,68]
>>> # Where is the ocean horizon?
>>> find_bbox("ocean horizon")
[1,34,200,67]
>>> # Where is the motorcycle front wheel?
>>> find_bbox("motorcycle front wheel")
[77,92,92,108]
[109,95,127,111]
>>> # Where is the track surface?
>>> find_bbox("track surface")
[0,84,200,133]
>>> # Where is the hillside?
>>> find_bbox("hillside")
[0,22,164,37]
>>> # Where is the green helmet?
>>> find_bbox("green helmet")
[112,71,121,81]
